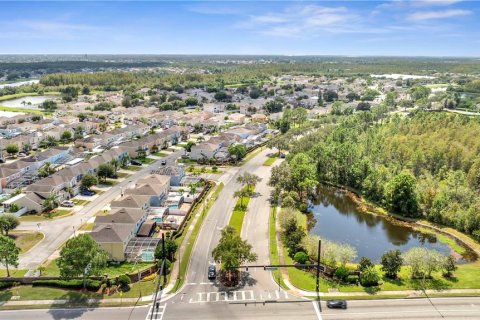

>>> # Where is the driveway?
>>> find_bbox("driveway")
[18,151,182,271]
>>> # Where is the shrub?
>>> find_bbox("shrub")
[334,266,349,281]
[357,257,374,272]
[0,281,15,290]
[117,275,131,288]
[293,251,309,264]
[32,279,102,291]
[360,266,380,287]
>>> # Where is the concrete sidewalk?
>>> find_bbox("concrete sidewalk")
[282,277,480,297]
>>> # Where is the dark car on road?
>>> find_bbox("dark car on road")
[327,300,347,309]
[208,265,216,280]
[161,159,167,165]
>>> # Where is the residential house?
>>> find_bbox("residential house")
[251,113,268,123]
[90,224,136,261]
[110,195,150,211]
[95,207,147,234]
[152,166,185,186]
[189,142,222,161]
[124,174,171,206]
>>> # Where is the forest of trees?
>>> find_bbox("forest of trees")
[272,112,480,241]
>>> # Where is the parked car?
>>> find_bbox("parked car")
[61,200,74,207]
[181,154,190,159]
[208,265,216,280]
[161,159,167,165]
[130,160,143,166]
[18,152,27,157]
[80,190,95,196]
[327,300,347,309]
[279,153,286,159]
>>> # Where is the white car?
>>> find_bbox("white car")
[61,200,74,207]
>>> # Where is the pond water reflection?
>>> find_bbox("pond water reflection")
[309,186,473,262]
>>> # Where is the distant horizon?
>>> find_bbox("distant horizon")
[1,53,479,59]
[0,1,478,56]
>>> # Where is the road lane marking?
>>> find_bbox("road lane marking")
[321,309,480,316]
[145,303,167,320]
[312,301,323,320]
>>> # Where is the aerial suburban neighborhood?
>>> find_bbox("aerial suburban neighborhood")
[1,1,480,320]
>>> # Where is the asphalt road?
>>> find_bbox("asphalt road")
[18,150,182,270]
[2,297,479,320]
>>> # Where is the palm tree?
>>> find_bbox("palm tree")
[189,183,197,195]
[65,187,74,198]
[121,155,130,167]
[38,162,56,178]
[233,188,249,209]
[42,193,59,212]
[22,143,31,153]
[110,159,120,174]
[361,266,380,287]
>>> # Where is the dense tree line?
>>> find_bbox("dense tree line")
[272,112,480,241]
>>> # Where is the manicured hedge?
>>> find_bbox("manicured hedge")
[0,281,15,290]
[32,279,102,291]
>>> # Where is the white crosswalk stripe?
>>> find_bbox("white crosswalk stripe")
[145,303,166,320]
[188,290,288,304]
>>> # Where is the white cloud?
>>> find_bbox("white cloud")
[407,9,472,20]
[239,4,379,38]
[412,0,463,7]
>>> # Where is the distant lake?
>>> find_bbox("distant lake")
[0,79,39,89]
[0,95,56,109]
[309,186,475,263]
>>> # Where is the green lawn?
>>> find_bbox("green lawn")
[103,262,154,277]
[0,91,60,102]
[415,227,466,255]
[10,231,44,253]
[152,152,167,157]
[40,259,60,277]
[123,165,142,171]
[116,172,131,178]
[137,157,155,164]
[269,207,288,289]
[170,182,224,293]
[177,159,197,164]
[19,209,73,222]
[0,105,46,115]
[228,186,253,234]
[72,199,90,206]
[0,269,28,277]
[263,157,277,166]
[282,246,480,293]
[40,260,154,278]
[99,179,119,187]
[0,280,156,302]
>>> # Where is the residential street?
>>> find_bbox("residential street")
[18,150,182,271]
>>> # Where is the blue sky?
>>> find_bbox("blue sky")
[0,1,479,56]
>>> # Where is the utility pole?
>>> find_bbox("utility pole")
[316,239,321,293]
